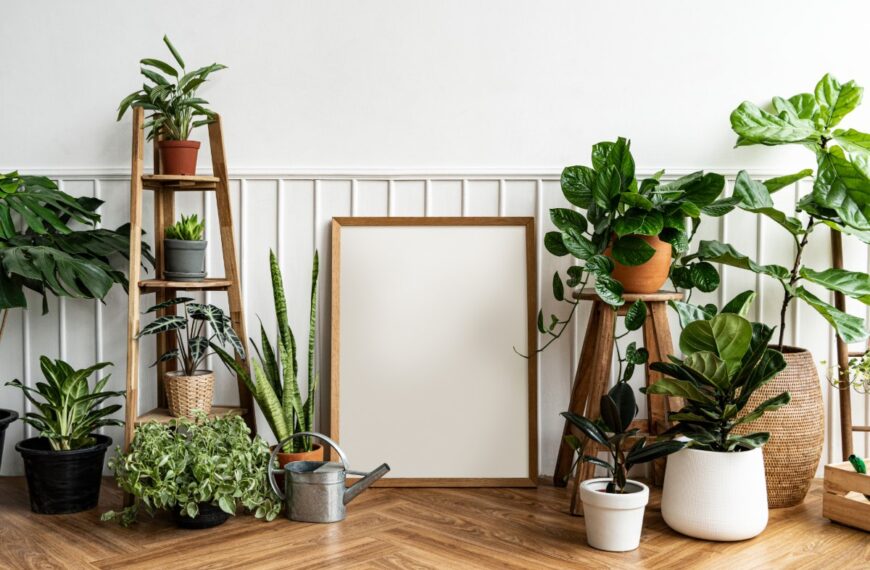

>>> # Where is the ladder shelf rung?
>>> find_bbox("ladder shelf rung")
[139,278,233,293]
[136,406,247,425]
[142,174,219,191]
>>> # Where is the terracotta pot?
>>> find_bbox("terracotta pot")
[605,234,672,294]
[731,346,823,508]
[271,443,325,468]
[158,140,201,175]
[164,370,215,418]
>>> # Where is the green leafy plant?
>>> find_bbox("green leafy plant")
[215,251,319,453]
[825,351,870,394]
[165,213,204,241]
[5,358,123,451]
[668,290,757,329]
[562,377,685,493]
[644,313,791,452]
[102,414,280,526]
[0,171,153,332]
[136,297,244,376]
[694,74,870,347]
[117,35,226,141]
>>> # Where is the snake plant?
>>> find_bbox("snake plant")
[5,358,124,450]
[216,250,319,453]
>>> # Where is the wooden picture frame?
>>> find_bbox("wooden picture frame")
[330,217,538,487]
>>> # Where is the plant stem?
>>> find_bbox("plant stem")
[0,309,8,346]
[778,217,814,350]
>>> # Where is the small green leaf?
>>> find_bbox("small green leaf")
[624,300,647,331]
[690,262,720,293]
[552,272,564,301]
[611,235,656,266]
[544,231,568,257]
[594,275,624,307]
[550,208,587,234]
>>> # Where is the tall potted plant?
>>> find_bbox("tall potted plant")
[136,298,244,418]
[690,74,870,506]
[117,36,226,175]
[644,313,790,540]
[164,214,207,281]
[215,251,320,466]
[6,358,124,514]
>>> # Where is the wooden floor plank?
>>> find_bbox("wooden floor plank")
[0,477,865,569]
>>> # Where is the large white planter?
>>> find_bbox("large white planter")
[661,447,768,541]
[579,478,649,552]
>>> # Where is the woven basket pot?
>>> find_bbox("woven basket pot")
[164,370,215,418]
[732,346,823,508]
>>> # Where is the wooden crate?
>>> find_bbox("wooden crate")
[823,460,870,532]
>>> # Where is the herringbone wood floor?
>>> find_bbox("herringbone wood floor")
[0,477,865,569]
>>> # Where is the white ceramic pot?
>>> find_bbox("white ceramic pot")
[661,447,768,541]
[579,478,649,552]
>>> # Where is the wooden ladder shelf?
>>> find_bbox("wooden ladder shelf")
[123,106,255,451]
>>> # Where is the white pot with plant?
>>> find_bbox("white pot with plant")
[136,298,245,418]
[562,332,685,552]
[164,214,207,281]
[645,312,791,541]
[117,35,226,175]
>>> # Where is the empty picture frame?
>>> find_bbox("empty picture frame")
[330,217,538,487]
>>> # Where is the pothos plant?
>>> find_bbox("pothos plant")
[136,298,244,375]
[692,74,870,348]
[102,414,281,526]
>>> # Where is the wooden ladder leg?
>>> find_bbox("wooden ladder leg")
[208,116,256,433]
[832,232,853,460]
[569,305,615,515]
[643,301,681,486]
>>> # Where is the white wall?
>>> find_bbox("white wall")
[1,1,869,476]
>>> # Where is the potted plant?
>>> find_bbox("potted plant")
[136,298,244,418]
[102,414,280,528]
[562,366,685,552]
[164,214,207,281]
[215,251,321,467]
[689,74,870,506]
[5,358,123,514]
[644,313,791,540]
[117,36,226,175]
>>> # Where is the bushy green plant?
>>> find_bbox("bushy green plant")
[215,251,319,453]
[117,35,226,141]
[165,213,204,241]
[562,378,685,493]
[644,313,790,452]
[102,414,280,526]
[5,358,123,450]
[136,297,244,376]
[693,74,870,347]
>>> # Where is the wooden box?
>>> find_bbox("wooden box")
[823,460,870,532]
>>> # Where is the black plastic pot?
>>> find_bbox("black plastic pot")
[173,502,230,529]
[0,409,19,472]
[16,434,111,514]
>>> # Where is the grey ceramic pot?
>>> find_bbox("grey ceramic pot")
[164,239,207,281]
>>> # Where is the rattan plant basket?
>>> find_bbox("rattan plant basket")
[164,371,215,418]
[732,346,824,508]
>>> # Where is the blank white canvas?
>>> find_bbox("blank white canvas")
[337,224,531,479]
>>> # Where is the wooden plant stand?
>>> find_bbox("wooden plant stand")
[123,107,255,454]
[553,290,684,515]
[823,460,870,532]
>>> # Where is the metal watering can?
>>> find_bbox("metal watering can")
[268,431,390,523]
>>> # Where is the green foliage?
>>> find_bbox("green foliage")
[5,358,123,450]
[562,380,685,493]
[826,350,870,395]
[644,314,790,452]
[165,213,205,241]
[0,171,153,313]
[102,414,280,526]
[137,297,244,375]
[215,250,319,453]
[117,35,226,141]
[718,74,870,346]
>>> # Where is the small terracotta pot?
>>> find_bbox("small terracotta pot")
[158,140,201,175]
[605,234,672,294]
[271,443,325,468]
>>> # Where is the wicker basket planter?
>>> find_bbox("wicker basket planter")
[164,370,215,418]
[732,346,823,508]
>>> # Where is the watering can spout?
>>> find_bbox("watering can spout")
[344,463,390,505]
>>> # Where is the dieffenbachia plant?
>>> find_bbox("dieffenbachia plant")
[535,137,729,352]
[692,74,870,348]
[215,251,319,453]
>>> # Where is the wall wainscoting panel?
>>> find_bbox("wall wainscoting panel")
[0,170,867,477]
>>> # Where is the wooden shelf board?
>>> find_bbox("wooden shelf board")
[139,278,232,292]
[136,405,246,425]
[142,174,219,191]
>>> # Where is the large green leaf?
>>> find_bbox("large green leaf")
[815,74,863,129]
[594,274,624,307]
[813,146,870,231]
[591,137,635,191]
[611,235,655,266]
[562,228,597,260]
[689,262,720,293]
[593,165,622,209]
[720,290,756,317]
[544,231,568,257]
[683,351,729,390]
[681,313,751,370]
[793,286,868,343]
[733,171,803,235]
[624,300,646,331]
[644,377,712,404]
[763,170,814,194]
[799,267,870,304]
[730,101,820,145]
[833,128,870,155]
[668,300,715,328]
[560,166,595,208]
[626,440,685,468]
[550,208,587,234]
[733,392,791,428]
[561,412,608,446]
[614,209,663,237]
[695,240,790,280]
[681,172,725,208]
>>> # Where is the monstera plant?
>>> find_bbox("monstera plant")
[693,74,870,348]
[0,171,152,339]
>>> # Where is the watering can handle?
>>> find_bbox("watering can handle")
[268,431,351,500]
